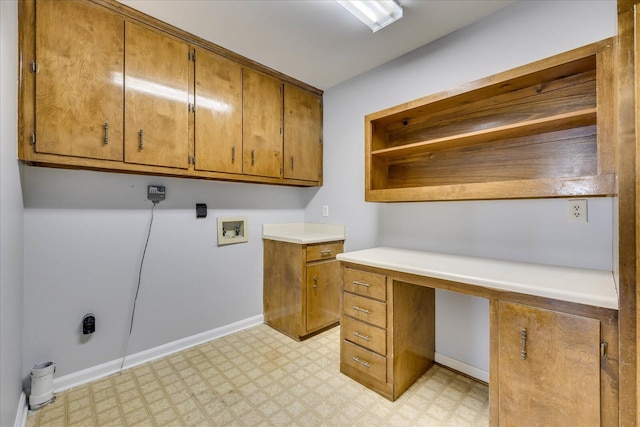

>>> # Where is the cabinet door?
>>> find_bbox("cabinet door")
[124,22,189,169]
[35,0,123,160]
[306,260,341,333]
[243,69,283,178]
[498,301,601,426]
[194,49,242,173]
[284,84,322,182]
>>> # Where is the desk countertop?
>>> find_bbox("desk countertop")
[337,247,618,310]
[262,223,345,244]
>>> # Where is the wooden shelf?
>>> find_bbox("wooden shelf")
[365,38,616,202]
[371,108,597,159]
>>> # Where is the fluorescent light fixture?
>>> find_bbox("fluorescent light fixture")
[337,0,403,32]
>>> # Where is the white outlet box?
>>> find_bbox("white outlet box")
[322,205,329,217]
[568,199,588,223]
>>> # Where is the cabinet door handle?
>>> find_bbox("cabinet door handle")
[139,129,144,150]
[353,306,371,315]
[320,249,332,256]
[352,281,370,288]
[353,331,370,342]
[521,328,527,360]
[313,275,318,291]
[231,146,236,164]
[352,357,370,368]
[290,156,294,170]
[103,121,109,144]
[251,149,255,166]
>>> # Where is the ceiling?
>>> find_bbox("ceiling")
[118,0,517,90]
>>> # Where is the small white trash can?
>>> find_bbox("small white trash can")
[29,361,55,410]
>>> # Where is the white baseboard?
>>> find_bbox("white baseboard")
[14,392,27,427]
[53,314,264,393]
[434,352,489,383]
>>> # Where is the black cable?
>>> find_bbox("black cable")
[120,201,157,373]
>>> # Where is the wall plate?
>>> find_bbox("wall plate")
[217,216,248,245]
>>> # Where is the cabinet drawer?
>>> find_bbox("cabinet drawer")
[342,315,386,356]
[344,268,386,301]
[343,292,386,329]
[342,340,386,383]
[306,242,343,262]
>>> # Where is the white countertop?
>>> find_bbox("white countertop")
[337,247,618,310]
[262,223,346,244]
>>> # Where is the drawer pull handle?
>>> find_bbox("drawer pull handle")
[353,306,371,315]
[521,328,527,360]
[352,357,370,368]
[320,249,333,256]
[353,281,370,288]
[353,331,370,341]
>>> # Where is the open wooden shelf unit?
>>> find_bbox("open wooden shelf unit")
[365,38,616,202]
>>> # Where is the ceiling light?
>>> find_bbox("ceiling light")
[337,0,403,33]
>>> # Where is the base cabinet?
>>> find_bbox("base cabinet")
[263,239,343,340]
[496,301,603,426]
[338,261,619,425]
[340,267,435,401]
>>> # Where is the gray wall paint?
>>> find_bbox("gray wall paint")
[22,167,308,377]
[309,0,617,373]
[1,1,25,424]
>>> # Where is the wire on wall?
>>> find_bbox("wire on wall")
[120,201,157,373]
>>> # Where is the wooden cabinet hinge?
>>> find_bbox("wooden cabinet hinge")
[30,132,36,146]
[188,103,196,113]
[188,49,196,62]
[30,60,36,73]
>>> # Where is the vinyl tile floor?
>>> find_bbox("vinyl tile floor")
[27,324,489,427]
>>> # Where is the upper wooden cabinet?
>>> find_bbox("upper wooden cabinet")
[243,69,283,178]
[365,39,616,201]
[19,0,323,187]
[284,84,323,182]
[34,0,124,161]
[194,49,243,174]
[124,22,190,169]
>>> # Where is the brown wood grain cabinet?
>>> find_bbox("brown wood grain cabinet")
[340,267,435,401]
[496,301,602,426]
[124,22,190,169]
[365,38,616,202]
[243,69,283,179]
[284,84,323,182]
[338,254,619,426]
[34,0,124,161]
[263,239,343,340]
[194,48,243,174]
[19,0,323,187]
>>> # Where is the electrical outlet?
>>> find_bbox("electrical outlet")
[322,205,329,217]
[568,199,587,223]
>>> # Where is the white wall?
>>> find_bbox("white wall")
[311,0,617,375]
[22,167,309,378]
[0,1,25,424]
